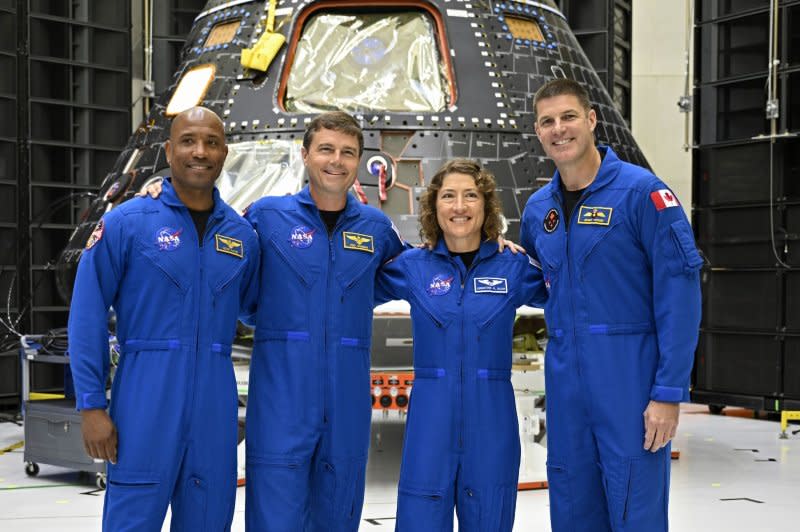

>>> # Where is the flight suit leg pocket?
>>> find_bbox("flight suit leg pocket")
[546,461,575,532]
[176,476,208,532]
[482,483,518,532]
[396,485,447,532]
[310,457,366,529]
[612,452,669,532]
[342,460,367,523]
[104,469,164,530]
[311,459,337,524]
[455,486,481,532]
[246,455,306,530]
[599,457,632,530]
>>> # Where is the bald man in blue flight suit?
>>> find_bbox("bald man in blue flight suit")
[520,79,702,531]
[243,112,407,532]
[68,107,259,531]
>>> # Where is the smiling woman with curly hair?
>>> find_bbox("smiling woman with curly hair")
[376,158,547,532]
[418,159,505,247]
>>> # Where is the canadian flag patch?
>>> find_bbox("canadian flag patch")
[650,189,680,211]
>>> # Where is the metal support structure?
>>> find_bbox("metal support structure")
[15,0,31,334]
[691,0,800,412]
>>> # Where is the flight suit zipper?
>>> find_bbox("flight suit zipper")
[564,191,590,380]
[187,209,218,435]
[318,208,346,426]
[323,211,333,426]
[455,253,483,451]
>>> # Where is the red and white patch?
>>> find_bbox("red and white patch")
[650,189,680,211]
[85,220,104,250]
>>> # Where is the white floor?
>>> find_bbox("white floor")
[0,404,797,531]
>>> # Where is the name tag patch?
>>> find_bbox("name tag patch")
[474,277,508,294]
[215,234,243,258]
[577,206,613,226]
[343,232,374,253]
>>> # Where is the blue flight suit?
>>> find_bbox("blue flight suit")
[375,239,547,531]
[68,179,260,532]
[243,186,406,532]
[520,146,702,532]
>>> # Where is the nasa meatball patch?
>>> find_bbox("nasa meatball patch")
[156,227,183,251]
[289,225,316,249]
[427,274,454,296]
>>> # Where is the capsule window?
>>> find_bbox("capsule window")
[280,4,455,113]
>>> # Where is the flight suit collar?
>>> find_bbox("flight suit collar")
[431,236,498,263]
[296,185,361,223]
[161,177,226,222]
[547,145,622,202]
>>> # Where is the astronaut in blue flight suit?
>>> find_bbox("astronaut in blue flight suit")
[68,107,260,531]
[243,112,407,532]
[520,79,702,532]
[375,160,548,531]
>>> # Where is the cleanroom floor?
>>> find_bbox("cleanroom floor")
[0,403,797,531]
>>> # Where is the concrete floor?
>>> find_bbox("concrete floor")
[0,403,797,531]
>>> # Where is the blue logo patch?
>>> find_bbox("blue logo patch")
[427,274,454,296]
[474,277,508,294]
[156,227,182,251]
[289,225,316,249]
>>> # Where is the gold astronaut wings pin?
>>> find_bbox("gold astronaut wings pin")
[342,232,374,253]
[215,234,244,258]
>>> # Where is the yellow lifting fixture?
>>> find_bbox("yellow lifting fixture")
[241,0,285,72]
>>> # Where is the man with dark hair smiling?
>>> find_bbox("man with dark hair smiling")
[68,106,259,531]
[520,79,702,532]
[243,111,407,532]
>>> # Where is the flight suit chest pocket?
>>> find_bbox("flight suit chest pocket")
[267,231,321,286]
[535,233,564,274]
[337,251,380,293]
[474,293,513,330]
[574,216,623,267]
[135,240,189,293]
[210,258,247,300]
[408,290,452,329]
